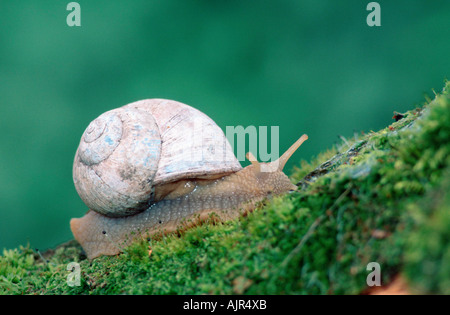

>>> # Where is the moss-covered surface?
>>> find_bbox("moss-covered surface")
[1,82,449,295]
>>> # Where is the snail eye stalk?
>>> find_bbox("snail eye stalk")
[273,134,308,171]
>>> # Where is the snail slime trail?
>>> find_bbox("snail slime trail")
[71,99,308,259]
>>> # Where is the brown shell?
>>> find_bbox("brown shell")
[73,99,242,217]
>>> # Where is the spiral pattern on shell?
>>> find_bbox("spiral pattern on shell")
[73,107,161,217]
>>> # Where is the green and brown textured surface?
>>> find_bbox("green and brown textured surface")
[1,82,449,295]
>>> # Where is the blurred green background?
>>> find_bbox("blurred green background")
[0,0,449,251]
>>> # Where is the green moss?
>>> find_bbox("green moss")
[1,82,449,295]
[401,171,450,294]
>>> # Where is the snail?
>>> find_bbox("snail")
[70,99,308,259]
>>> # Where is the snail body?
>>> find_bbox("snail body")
[70,99,308,259]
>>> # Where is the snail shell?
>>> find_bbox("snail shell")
[73,99,242,218]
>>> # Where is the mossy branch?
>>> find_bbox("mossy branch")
[1,82,449,295]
